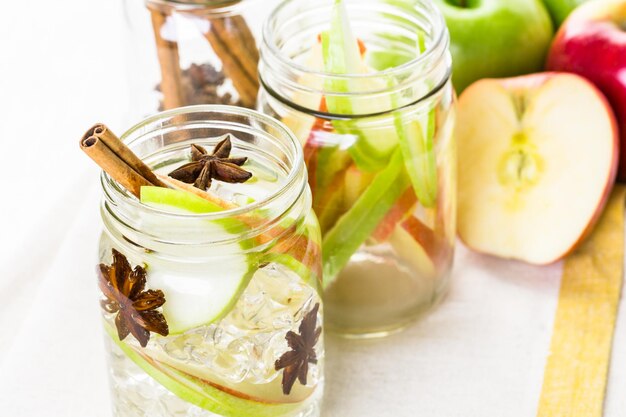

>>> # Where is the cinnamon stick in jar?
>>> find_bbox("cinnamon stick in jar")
[205,23,259,107]
[211,16,259,71]
[149,5,186,110]
[146,0,261,108]
[231,16,259,63]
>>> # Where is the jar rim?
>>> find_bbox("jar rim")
[101,105,306,224]
[261,0,448,81]
[145,0,255,14]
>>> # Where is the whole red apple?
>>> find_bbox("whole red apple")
[547,0,626,180]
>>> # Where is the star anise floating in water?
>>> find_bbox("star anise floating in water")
[98,249,169,348]
[167,135,253,190]
[275,303,322,395]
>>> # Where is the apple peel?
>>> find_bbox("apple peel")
[103,322,306,417]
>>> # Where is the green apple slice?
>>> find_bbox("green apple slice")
[147,263,255,335]
[320,1,362,114]
[395,117,438,208]
[147,346,317,405]
[103,323,304,417]
[322,150,410,285]
[320,1,398,171]
[388,32,438,208]
[140,186,255,334]
[141,186,224,213]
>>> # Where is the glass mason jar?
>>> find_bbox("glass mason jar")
[97,106,324,417]
[258,0,456,336]
[123,0,277,118]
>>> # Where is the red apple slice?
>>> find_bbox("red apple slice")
[315,173,348,234]
[343,164,375,210]
[401,216,445,266]
[457,73,618,264]
[144,347,316,405]
[371,188,418,242]
[388,223,436,278]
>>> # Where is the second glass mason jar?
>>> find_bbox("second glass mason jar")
[97,106,324,417]
[259,0,457,336]
[123,0,277,118]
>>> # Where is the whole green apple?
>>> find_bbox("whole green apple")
[542,0,588,26]
[432,0,554,92]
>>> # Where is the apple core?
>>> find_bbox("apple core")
[497,133,545,192]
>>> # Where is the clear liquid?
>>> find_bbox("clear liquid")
[104,262,324,417]
[101,142,323,417]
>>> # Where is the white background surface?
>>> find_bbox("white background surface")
[1,1,625,416]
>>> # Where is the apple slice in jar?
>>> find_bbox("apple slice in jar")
[457,73,619,264]
[315,172,348,234]
[147,261,255,336]
[321,0,438,206]
[145,179,323,293]
[319,1,399,172]
[140,186,256,334]
[322,150,411,284]
[141,185,224,213]
[343,164,376,209]
[389,30,439,209]
[281,39,326,145]
[371,188,417,242]
[389,221,436,279]
[103,323,308,417]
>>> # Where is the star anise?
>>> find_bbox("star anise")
[275,303,322,395]
[167,136,252,190]
[98,249,169,348]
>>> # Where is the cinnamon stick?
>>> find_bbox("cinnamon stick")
[90,124,166,188]
[80,124,163,198]
[149,6,186,109]
[212,16,259,75]
[231,16,259,63]
[204,17,260,108]
[205,25,259,107]
[80,137,151,198]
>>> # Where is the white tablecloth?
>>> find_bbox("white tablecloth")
[1,2,625,416]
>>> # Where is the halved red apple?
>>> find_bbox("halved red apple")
[457,73,619,264]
